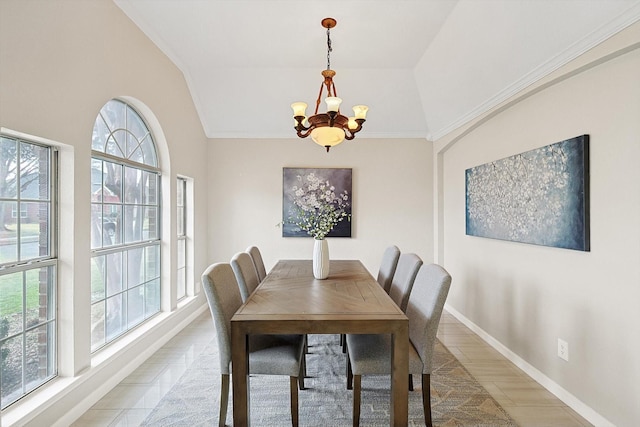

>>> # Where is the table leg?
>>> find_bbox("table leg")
[390,323,409,427]
[231,323,250,427]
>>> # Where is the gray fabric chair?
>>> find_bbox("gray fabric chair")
[201,263,306,427]
[387,253,422,312]
[231,251,260,302]
[377,245,401,293]
[346,263,452,427]
[246,245,267,282]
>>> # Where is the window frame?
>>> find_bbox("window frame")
[176,177,187,301]
[90,99,162,353]
[0,135,58,410]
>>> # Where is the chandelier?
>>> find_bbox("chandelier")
[291,18,368,152]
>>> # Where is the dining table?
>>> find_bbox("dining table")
[231,259,409,426]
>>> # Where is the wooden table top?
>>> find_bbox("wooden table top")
[234,259,405,321]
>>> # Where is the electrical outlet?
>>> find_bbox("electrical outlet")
[557,338,569,361]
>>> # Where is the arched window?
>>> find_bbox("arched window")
[90,99,161,352]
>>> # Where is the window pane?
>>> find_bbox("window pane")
[24,324,55,393]
[127,286,144,328]
[145,245,160,282]
[25,268,52,326]
[20,202,49,258]
[102,161,123,201]
[144,279,160,318]
[1,334,23,408]
[105,252,124,297]
[0,272,23,337]
[126,105,148,142]
[144,206,158,240]
[91,256,105,303]
[101,99,126,132]
[105,132,125,158]
[124,205,142,243]
[0,201,18,264]
[105,293,126,342]
[102,204,121,246]
[177,239,185,270]
[124,166,142,204]
[127,248,144,289]
[90,301,105,351]
[144,171,158,205]
[126,132,143,164]
[20,142,49,201]
[0,137,17,198]
[140,136,157,167]
[92,115,110,152]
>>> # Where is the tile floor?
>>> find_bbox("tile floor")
[71,310,592,426]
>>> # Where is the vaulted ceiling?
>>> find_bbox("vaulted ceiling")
[114,0,640,141]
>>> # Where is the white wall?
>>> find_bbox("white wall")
[207,138,434,275]
[0,1,210,425]
[435,23,640,427]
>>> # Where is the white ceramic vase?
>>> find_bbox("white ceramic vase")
[313,238,330,279]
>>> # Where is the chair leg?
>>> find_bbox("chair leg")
[353,374,362,427]
[346,356,353,390]
[409,373,413,391]
[341,334,347,353]
[299,354,306,390]
[290,376,299,427]
[219,374,230,427]
[422,374,432,427]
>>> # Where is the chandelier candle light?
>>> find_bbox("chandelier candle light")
[291,18,369,152]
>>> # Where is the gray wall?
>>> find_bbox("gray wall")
[435,23,640,427]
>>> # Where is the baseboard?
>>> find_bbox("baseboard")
[444,304,614,427]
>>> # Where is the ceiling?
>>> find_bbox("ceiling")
[114,0,640,141]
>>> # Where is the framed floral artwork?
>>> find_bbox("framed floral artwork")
[282,167,352,238]
[465,134,590,251]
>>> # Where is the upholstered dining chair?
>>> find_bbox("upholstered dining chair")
[345,263,452,427]
[377,245,401,293]
[387,253,422,312]
[246,245,267,282]
[231,251,260,302]
[201,263,306,427]
[342,251,419,354]
[341,245,402,352]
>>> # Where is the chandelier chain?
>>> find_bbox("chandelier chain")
[326,27,332,70]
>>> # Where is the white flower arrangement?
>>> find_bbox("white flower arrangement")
[286,172,350,239]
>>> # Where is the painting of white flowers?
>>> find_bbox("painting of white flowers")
[282,168,352,238]
[465,135,590,251]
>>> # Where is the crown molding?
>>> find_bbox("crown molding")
[429,2,640,142]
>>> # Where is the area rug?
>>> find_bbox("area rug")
[141,334,517,426]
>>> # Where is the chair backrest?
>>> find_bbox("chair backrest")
[376,245,401,293]
[388,253,422,312]
[246,245,267,282]
[231,252,260,302]
[406,263,452,373]
[201,263,243,374]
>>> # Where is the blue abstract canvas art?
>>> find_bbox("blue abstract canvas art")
[465,135,590,251]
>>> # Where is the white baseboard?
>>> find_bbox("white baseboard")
[444,304,614,427]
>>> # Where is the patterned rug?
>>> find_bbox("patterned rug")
[142,334,517,426]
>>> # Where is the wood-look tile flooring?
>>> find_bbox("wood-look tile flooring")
[71,310,592,426]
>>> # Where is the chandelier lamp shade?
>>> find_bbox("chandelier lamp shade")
[291,18,369,152]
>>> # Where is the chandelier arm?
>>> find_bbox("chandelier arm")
[296,126,315,139]
[314,81,325,115]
